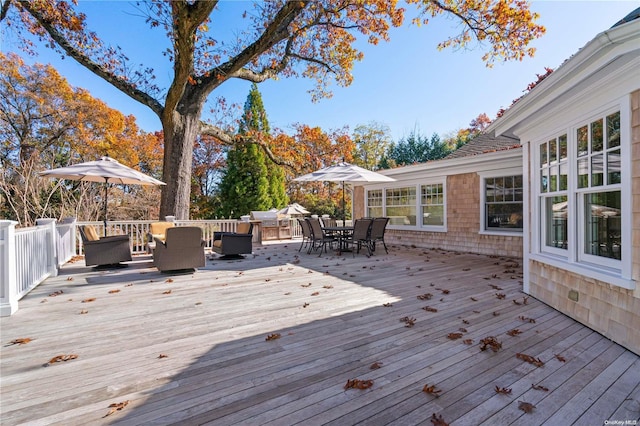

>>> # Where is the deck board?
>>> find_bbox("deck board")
[1,242,638,425]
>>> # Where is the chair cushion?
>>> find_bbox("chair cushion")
[150,222,174,237]
[83,225,100,241]
[213,239,223,248]
[236,222,251,234]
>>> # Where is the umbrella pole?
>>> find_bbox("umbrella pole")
[342,181,346,224]
[103,178,108,237]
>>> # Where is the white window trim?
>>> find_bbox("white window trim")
[419,180,447,232]
[529,96,634,289]
[366,179,447,232]
[478,168,523,237]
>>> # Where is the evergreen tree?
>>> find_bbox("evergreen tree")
[217,84,287,217]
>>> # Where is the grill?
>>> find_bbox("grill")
[251,211,292,240]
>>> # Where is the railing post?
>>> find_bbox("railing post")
[36,218,59,278]
[0,220,19,316]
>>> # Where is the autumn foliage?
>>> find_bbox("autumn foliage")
[2,0,546,219]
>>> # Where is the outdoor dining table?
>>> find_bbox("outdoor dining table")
[322,226,354,252]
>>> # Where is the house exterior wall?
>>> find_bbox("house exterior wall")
[377,173,523,257]
[526,89,640,355]
[353,186,365,219]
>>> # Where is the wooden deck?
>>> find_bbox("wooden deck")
[1,241,638,425]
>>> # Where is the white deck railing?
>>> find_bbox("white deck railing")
[1,217,304,316]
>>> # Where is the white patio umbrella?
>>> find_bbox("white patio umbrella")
[293,162,395,222]
[39,156,166,236]
[278,204,309,216]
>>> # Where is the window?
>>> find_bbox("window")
[367,189,383,218]
[421,183,444,226]
[577,112,621,262]
[537,110,623,267]
[539,135,568,251]
[485,175,523,231]
[385,186,416,226]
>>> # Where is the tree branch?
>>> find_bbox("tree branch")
[199,122,295,169]
[198,1,308,91]
[16,0,164,117]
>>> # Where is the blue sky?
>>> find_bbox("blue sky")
[4,1,638,141]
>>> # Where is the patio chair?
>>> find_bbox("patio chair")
[297,217,312,253]
[153,226,205,272]
[212,222,253,259]
[368,217,390,254]
[343,218,373,257]
[146,221,175,253]
[321,217,337,228]
[306,217,336,256]
[79,225,132,267]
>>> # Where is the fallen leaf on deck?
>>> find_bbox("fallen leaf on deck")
[479,336,502,352]
[400,316,416,327]
[311,292,319,296]
[382,302,393,307]
[66,277,73,281]
[422,306,438,312]
[447,332,463,340]
[80,309,88,314]
[417,293,433,300]
[47,354,78,364]
[516,353,544,367]
[301,283,312,288]
[82,298,96,303]
[7,338,32,346]
[518,316,536,323]
[531,383,549,391]
[158,354,168,359]
[495,293,506,300]
[459,327,467,333]
[344,378,374,390]
[162,290,172,295]
[422,384,442,397]
[108,289,120,294]
[518,401,536,413]
[103,400,130,418]
[266,333,281,341]
[165,278,174,283]
[370,362,383,369]
[495,386,512,394]
[506,329,522,336]
[463,339,474,345]
[430,413,449,426]
[323,285,333,289]
[303,303,309,308]
[493,311,500,316]
[470,297,478,301]
[489,284,503,290]
[555,354,566,362]
[49,290,63,297]
[462,319,470,324]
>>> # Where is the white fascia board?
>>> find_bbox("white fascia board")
[362,148,522,188]
[488,19,640,138]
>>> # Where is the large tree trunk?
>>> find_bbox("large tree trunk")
[159,104,202,220]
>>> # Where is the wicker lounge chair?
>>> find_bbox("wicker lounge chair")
[212,222,253,259]
[79,225,132,267]
[146,221,175,253]
[153,226,205,272]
